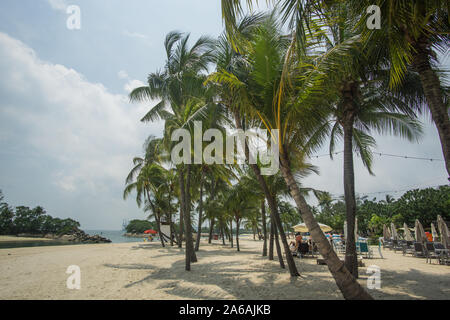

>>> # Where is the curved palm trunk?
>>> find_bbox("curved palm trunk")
[273,215,285,269]
[343,120,358,278]
[229,219,234,248]
[195,170,204,251]
[235,217,240,251]
[280,152,372,300]
[185,164,197,264]
[156,211,165,248]
[233,111,299,276]
[145,189,165,248]
[413,50,450,178]
[269,217,274,260]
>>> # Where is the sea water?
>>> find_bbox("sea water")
[0,230,143,249]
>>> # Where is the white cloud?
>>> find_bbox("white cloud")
[124,79,146,94]
[0,32,163,195]
[117,69,146,93]
[47,0,68,12]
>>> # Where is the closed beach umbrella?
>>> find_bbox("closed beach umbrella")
[293,223,332,233]
[390,223,398,240]
[355,218,359,240]
[403,223,414,241]
[415,220,426,244]
[383,224,391,240]
[431,223,439,242]
[437,215,450,249]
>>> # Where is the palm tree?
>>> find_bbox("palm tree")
[296,3,424,278]
[217,11,373,299]
[224,180,258,251]
[351,0,450,177]
[129,31,215,271]
[208,13,301,277]
[123,161,168,247]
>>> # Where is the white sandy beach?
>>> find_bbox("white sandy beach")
[0,236,449,300]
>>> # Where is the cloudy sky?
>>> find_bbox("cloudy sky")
[0,1,448,230]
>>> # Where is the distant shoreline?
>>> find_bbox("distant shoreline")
[0,235,51,242]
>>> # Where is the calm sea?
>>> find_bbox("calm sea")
[85,230,143,243]
[0,230,142,249]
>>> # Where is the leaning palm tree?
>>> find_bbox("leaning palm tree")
[208,13,301,277]
[129,31,215,271]
[123,162,168,247]
[215,12,373,299]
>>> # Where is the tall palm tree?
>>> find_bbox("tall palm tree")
[227,0,450,176]
[297,3,424,277]
[129,31,215,271]
[208,13,301,277]
[224,180,259,251]
[216,12,373,299]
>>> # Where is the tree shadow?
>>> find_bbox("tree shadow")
[358,266,450,299]
[103,246,342,300]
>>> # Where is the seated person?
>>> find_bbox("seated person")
[289,241,297,255]
[294,232,302,250]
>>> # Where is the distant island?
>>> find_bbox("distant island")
[0,190,111,243]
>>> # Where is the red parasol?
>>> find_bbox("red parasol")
[144,229,157,235]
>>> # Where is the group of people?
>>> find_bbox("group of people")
[289,232,346,257]
[289,232,303,254]
[289,232,316,257]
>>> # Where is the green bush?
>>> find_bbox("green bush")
[125,219,157,234]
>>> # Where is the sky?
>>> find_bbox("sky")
[0,0,448,230]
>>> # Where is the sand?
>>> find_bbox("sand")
[0,236,51,242]
[0,235,449,300]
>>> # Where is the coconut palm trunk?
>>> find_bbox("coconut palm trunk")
[168,191,174,246]
[195,170,205,251]
[229,219,234,248]
[269,217,274,260]
[343,118,358,278]
[155,211,165,248]
[412,49,450,177]
[233,111,299,276]
[279,151,372,300]
[235,217,241,251]
[184,164,197,264]
[178,169,185,248]
[145,189,165,248]
[273,215,285,269]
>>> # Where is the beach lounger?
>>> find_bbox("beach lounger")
[384,239,393,250]
[431,242,449,265]
[413,242,426,258]
[402,241,414,256]
[359,242,373,259]
[392,239,403,253]
[425,242,440,264]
